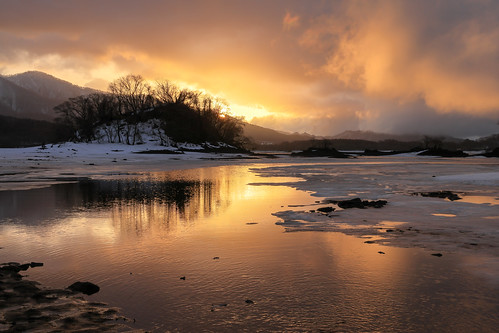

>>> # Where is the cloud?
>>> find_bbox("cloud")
[301,0,499,115]
[283,11,300,31]
[0,0,497,138]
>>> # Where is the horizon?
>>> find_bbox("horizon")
[1,1,498,138]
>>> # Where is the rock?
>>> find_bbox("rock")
[67,281,100,295]
[415,191,461,201]
[30,262,44,268]
[245,299,254,304]
[213,257,220,260]
[180,276,186,280]
[431,253,443,257]
[378,251,385,254]
[364,240,375,244]
[386,229,394,232]
[246,222,258,225]
[317,206,335,213]
[328,198,388,209]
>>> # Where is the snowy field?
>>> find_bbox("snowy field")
[1,143,498,283]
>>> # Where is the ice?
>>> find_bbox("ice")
[251,157,499,282]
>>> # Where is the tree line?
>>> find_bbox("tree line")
[55,75,244,146]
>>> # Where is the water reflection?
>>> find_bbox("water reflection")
[0,165,498,332]
[0,176,228,231]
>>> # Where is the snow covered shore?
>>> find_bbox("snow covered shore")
[0,142,259,191]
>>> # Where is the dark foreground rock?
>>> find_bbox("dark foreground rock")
[413,191,461,201]
[0,262,135,332]
[317,206,335,213]
[327,197,388,209]
[291,148,351,158]
[68,281,100,295]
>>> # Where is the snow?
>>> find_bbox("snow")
[0,141,250,191]
[250,156,499,282]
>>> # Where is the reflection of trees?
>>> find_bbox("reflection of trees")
[75,178,229,236]
[0,167,245,234]
[79,179,206,211]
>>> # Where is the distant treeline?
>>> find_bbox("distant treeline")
[0,115,71,148]
[250,135,499,152]
[55,75,245,146]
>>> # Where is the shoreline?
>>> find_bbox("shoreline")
[0,262,138,332]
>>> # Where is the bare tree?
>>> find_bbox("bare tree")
[109,75,154,144]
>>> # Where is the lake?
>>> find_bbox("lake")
[1,164,498,332]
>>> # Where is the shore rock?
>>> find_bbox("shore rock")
[68,281,100,295]
[414,191,461,201]
[327,198,388,209]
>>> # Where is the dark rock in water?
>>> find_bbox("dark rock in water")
[364,240,375,244]
[30,262,44,268]
[68,281,100,295]
[482,147,499,158]
[378,251,385,254]
[317,206,335,213]
[386,229,394,232]
[431,253,443,257]
[291,148,351,158]
[309,210,316,213]
[245,299,254,304]
[213,257,220,260]
[180,276,186,280]
[418,148,469,157]
[246,222,258,225]
[328,198,388,209]
[415,191,461,201]
[18,263,31,271]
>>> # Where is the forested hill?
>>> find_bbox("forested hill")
[55,75,245,148]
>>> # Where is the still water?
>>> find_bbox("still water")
[0,165,498,332]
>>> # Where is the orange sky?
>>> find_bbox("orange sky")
[1,0,498,137]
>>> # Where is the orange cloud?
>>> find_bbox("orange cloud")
[303,0,499,115]
[283,11,300,30]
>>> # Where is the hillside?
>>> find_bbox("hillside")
[243,123,314,145]
[0,71,98,121]
[0,76,58,121]
[5,71,97,102]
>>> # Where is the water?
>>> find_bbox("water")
[1,165,498,332]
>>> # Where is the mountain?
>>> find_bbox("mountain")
[5,71,97,102]
[0,76,58,121]
[330,130,424,142]
[243,122,315,145]
[0,71,98,121]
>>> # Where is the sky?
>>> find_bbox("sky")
[1,0,498,138]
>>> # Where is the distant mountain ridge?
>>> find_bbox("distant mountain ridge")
[243,123,314,144]
[5,71,98,102]
[0,71,99,121]
[329,130,424,142]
